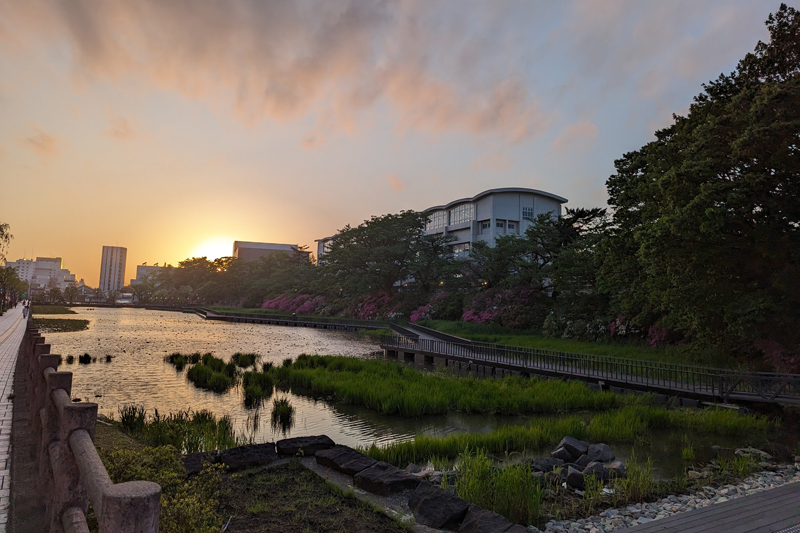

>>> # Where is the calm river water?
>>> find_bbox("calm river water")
[40,308,531,449]
[38,307,753,476]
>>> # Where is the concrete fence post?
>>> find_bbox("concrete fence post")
[99,481,162,533]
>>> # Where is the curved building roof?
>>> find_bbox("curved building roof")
[423,187,568,212]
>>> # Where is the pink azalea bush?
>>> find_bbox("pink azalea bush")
[261,293,324,314]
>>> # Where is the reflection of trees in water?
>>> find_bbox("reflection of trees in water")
[270,397,295,436]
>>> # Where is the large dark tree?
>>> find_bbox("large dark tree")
[599,5,800,368]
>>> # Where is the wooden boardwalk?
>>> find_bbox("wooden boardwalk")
[618,481,800,532]
[380,334,800,405]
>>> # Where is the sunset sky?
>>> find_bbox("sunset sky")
[0,0,793,286]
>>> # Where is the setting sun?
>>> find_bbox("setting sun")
[190,237,234,261]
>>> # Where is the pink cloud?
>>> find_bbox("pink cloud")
[387,174,405,193]
[105,116,135,139]
[550,119,598,152]
[2,0,552,143]
[22,128,60,157]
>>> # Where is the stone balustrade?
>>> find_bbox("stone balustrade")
[21,319,161,532]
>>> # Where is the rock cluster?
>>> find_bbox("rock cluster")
[540,460,800,533]
[537,436,626,491]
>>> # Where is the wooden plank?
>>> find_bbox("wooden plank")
[621,483,800,532]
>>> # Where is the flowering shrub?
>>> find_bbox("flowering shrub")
[352,292,395,320]
[261,294,324,314]
[460,289,543,329]
[647,325,669,348]
[410,291,453,322]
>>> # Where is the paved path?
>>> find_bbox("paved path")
[618,480,800,533]
[0,307,26,533]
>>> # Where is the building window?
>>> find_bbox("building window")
[480,221,490,233]
[496,221,505,229]
[426,210,448,231]
[522,207,534,221]
[508,222,516,230]
[451,242,470,258]
[449,203,475,225]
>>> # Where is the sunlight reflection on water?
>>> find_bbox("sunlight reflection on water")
[42,308,532,448]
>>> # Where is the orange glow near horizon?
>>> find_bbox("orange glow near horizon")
[190,237,236,261]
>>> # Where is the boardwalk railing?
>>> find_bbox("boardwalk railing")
[380,335,800,404]
[199,308,393,329]
[22,320,161,532]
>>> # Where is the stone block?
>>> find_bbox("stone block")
[582,461,610,481]
[219,443,278,472]
[575,454,592,468]
[565,466,585,490]
[555,436,589,460]
[458,504,517,533]
[551,447,572,462]
[587,443,615,463]
[409,481,470,529]
[608,460,627,478]
[315,445,377,476]
[276,435,335,456]
[354,461,421,496]
[530,457,564,472]
[183,451,217,476]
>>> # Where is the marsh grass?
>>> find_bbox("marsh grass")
[455,448,543,526]
[365,406,768,467]
[269,354,640,417]
[117,405,238,453]
[165,353,239,393]
[271,397,295,435]
[242,371,274,407]
[32,318,89,332]
[31,305,76,314]
[231,352,259,368]
[614,450,657,504]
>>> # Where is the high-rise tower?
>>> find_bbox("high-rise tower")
[98,246,127,292]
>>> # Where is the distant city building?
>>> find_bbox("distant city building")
[130,264,167,286]
[99,246,127,292]
[422,187,568,257]
[6,257,77,290]
[232,241,309,262]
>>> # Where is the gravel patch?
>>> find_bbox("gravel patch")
[539,462,800,533]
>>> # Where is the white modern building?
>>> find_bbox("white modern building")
[130,264,168,286]
[99,246,127,292]
[233,241,309,262]
[422,188,568,257]
[6,257,77,290]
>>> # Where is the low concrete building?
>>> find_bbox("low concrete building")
[423,187,568,257]
[233,241,309,262]
[130,264,168,286]
[6,257,77,290]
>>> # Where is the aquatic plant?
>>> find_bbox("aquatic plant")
[78,353,92,364]
[270,397,295,436]
[231,352,259,368]
[117,406,238,453]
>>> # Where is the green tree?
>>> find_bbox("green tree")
[0,223,11,264]
[599,4,800,366]
[63,285,78,303]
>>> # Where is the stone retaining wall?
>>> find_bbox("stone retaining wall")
[21,319,161,533]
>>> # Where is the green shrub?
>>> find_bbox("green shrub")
[100,445,223,533]
[231,352,259,368]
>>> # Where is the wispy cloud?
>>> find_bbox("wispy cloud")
[22,128,60,157]
[550,119,598,153]
[387,174,405,193]
[105,116,135,139]
[3,0,552,143]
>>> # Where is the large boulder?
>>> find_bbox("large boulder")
[565,466,585,490]
[276,435,335,456]
[458,504,518,533]
[315,445,377,476]
[530,457,564,473]
[555,436,590,460]
[409,481,470,529]
[575,454,592,468]
[551,447,572,462]
[587,443,615,463]
[219,443,277,472]
[582,461,610,481]
[354,461,421,496]
[607,460,627,478]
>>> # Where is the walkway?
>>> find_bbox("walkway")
[618,480,800,532]
[0,307,26,532]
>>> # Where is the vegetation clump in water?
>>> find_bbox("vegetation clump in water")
[266,354,640,416]
[118,405,238,453]
[270,397,295,435]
